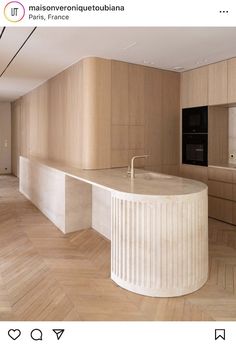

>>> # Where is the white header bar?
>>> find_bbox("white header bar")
[0,0,236,26]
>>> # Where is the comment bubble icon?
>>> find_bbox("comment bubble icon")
[31,329,43,341]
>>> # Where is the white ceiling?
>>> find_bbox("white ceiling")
[1,27,236,102]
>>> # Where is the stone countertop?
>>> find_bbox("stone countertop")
[25,156,207,197]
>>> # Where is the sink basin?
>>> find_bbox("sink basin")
[135,172,172,180]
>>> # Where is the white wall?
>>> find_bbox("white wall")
[0,102,11,174]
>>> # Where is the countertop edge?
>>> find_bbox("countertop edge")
[20,156,207,198]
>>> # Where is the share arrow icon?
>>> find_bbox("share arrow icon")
[53,329,65,340]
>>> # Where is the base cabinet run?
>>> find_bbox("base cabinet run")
[111,190,208,297]
[208,167,236,225]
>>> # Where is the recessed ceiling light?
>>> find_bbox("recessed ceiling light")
[142,60,155,66]
[173,66,184,71]
[122,42,137,50]
[196,59,208,65]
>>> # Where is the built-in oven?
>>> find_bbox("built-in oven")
[182,106,208,166]
[182,106,208,133]
[182,133,208,166]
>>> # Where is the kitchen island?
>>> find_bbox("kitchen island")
[19,156,208,297]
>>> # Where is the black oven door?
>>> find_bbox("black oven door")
[182,106,208,133]
[182,134,208,166]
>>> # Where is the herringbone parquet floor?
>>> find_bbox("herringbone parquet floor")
[0,175,236,321]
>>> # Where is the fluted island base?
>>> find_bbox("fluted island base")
[111,190,208,297]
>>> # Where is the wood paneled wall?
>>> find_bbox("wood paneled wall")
[11,62,84,175]
[29,85,48,159]
[12,85,49,176]
[11,57,180,176]
[82,58,111,169]
[11,101,20,176]
[161,70,180,175]
[48,63,83,167]
[0,102,12,174]
[111,60,180,174]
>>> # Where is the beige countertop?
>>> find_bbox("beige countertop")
[25,156,207,197]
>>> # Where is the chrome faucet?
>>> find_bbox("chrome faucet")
[127,155,150,179]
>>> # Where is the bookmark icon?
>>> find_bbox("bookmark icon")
[215,329,225,340]
[53,329,65,340]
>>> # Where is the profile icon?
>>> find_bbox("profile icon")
[4,1,25,22]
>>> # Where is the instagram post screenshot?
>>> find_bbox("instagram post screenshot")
[0,0,236,346]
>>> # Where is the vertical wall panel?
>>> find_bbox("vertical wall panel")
[82,57,111,169]
[11,99,21,176]
[0,102,11,174]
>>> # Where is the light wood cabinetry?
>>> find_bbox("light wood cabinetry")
[144,66,162,169]
[208,167,235,224]
[181,66,208,108]
[162,71,180,166]
[11,61,84,174]
[29,84,49,159]
[111,61,145,168]
[181,57,236,107]
[144,67,180,175]
[228,57,236,103]
[233,203,236,225]
[111,60,129,126]
[179,164,208,184]
[208,106,228,165]
[12,57,180,174]
[208,61,228,105]
[111,61,129,167]
[233,185,236,201]
[208,180,233,200]
[82,58,112,169]
[208,167,233,183]
[111,61,180,173]
[181,164,236,225]
[128,64,145,126]
[208,196,233,224]
[48,71,67,164]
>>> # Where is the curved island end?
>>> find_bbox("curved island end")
[111,174,208,297]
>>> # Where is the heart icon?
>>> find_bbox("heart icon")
[8,329,21,340]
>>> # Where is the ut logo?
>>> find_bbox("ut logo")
[11,7,19,16]
[4,1,25,22]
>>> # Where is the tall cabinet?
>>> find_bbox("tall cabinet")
[180,66,208,108]
[208,61,228,105]
[111,60,180,174]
